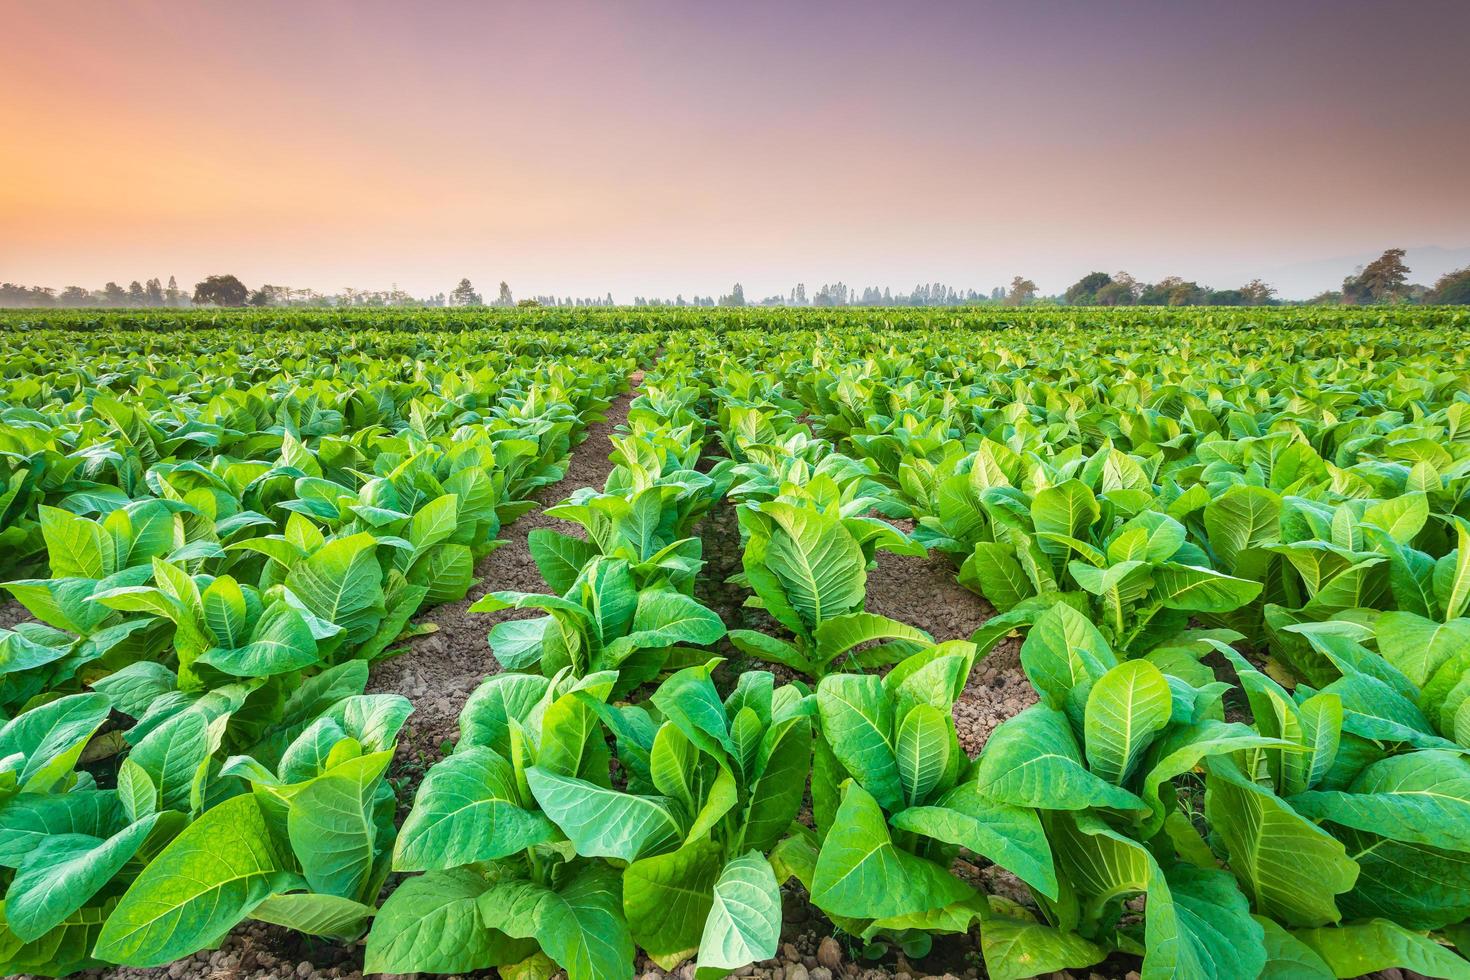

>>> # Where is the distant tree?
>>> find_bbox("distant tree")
[497,281,514,306]
[1064,272,1112,305]
[1239,279,1276,305]
[1343,248,1410,304]
[1307,290,1344,305]
[59,286,91,305]
[127,281,146,306]
[144,278,164,305]
[448,278,483,306]
[720,283,747,307]
[192,275,250,307]
[1138,276,1207,306]
[165,276,181,305]
[1005,276,1038,306]
[1429,267,1470,305]
[1095,272,1138,306]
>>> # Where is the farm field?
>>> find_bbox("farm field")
[2,307,1470,980]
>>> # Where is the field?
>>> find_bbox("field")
[3,306,1470,980]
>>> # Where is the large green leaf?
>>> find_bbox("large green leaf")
[287,750,392,903]
[1205,759,1357,927]
[696,851,782,976]
[5,813,164,941]
[481,861,635,980]
[975,705,1145,812]
[394,746,554,871]
[93,794,301,967]
[756,501,866,634]
[738,716,811,854]
[816,673,901,812]
[1376,611,1470,688]
[890,781,1057,900]
[1292,918,1470,979]
[979,904,1107,980]
[284,532,385,646]
[624,838,721,963]
[526,766,681,861]
[810,781,972,920]
[1083,659,1172,785]
[366,867,534,974]
[1290,749,1470,852]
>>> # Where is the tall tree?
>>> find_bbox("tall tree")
[448,278,482,306]
[165,276,181,305]
[192,275,249,307]
[1343,248,1410,303]
[1005,276,1038,306]
[1430,267,1470,305]
[1239,279,1276,305]
[496,281,514,306]
[1064,272,1112,305]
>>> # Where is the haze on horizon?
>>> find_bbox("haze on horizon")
[4,0,1469,301]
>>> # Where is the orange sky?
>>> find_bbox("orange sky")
[4,0,1469,298]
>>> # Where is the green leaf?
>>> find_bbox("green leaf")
[811,612,931,674]
[248,892,374,941]
[696,851,782,976]
[810,781,972,920]
[975,705,1146,812]
[366,867,535,974]
[394,746,554,871]
[5,813,163,941]
[1018,601,1115,718]
[1031,480,1099,563]
[528,530,601,595]
[1254,915,1334,979]
[481,861,635,980]
[1152,563,1262,612]
[739,716,811,854]
[755,501,866,634]
[895,703,951,807]
[93,794,301,967]
[623,838,722,961]
[1083,659,1172,785]
[1292,919,1470,979]
[197,602,318,676]
[1203,485,1280,572]
[526,766,681,861]
[284,532,385,647]
[288,750,392,903]
[816,673,901,812]
[1290,750,1470,852]
[979,905,1107,980]
[890,781,1057,901]
[0,692,111,793]
[1376,611,1470,688]
[1205,759,1357,927]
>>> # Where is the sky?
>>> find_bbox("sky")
[4,0,1469,300]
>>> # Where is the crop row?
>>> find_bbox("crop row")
[0,328,642,973]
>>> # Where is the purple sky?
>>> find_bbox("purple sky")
[5,0,1469,298]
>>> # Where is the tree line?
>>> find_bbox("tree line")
[3,250,1467,309]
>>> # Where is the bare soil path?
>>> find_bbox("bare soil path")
[369,370,644,772]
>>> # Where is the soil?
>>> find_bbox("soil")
[367,371,644,778]
[0,597,32,630]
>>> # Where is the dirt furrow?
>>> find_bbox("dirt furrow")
[369,369,645,771]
